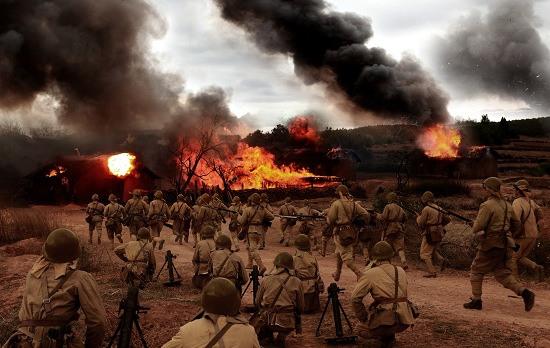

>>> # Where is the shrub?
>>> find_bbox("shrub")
[0,208,62,244]
[406,179,471,197]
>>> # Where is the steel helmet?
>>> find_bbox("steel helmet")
[386,192,397,203]
[91,194,99,201]
[370,241,394,261]
[201,278,241,316]
[201,225,216,239]
[421,191,434,204]
[482,177,502,193]
[43,229,81,263]
[274,252,294,270]
[215,235,232,250]
[294,234,311,251]
[137,227,151,240]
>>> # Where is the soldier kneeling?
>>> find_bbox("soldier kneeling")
[162,278,260,348]
[210,235,249,293]
[115,227,156,289]
[3,229,107,348]
[253,252,304,347]
[293,234,324,314]
[351,241,417,348]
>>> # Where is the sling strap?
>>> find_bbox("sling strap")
[214,253,232,277]
[204,322,234,348]
[373,265,405,308]
[268,275,291,310]
[520,199,533,225]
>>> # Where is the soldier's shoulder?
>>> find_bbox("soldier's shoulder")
[73,269,99,284]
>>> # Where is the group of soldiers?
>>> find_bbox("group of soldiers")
[4,176,545,348]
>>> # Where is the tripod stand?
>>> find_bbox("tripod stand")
[241,265,261,312]
[155,250,182,286]
[316,283,357,345]
[107,286,150,348]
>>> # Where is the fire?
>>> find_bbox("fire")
[288,115,321,144]
[108,153,136,177]
[417,124,461,159]
[46,166,66,178]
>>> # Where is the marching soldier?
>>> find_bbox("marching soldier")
[170,194,191,245]
[209,235,249,293]
[211,193,229,238]
[192,225,216,289]
[104,193,125,246]
[327,185,370,281]
[260,193,273,249]
[190,195,204,248]
[293,234,324,313]
[142,195,150,205]
[228,196,243,252]
[377,192,408,269]
[351,241,416,348]
[512,179,545,282]
[319,205,333,257]
[3,229,107,348]
[254,252,304,347]
[297,200,322,251]
[416,191,450,278]
[463,177,535,311]
[278,197,297,246]
[124,189,149,240]
[238,193,274,274]
[195,194,219,240]
[357,202,380,265]
[86,193,105,244]
[148,190,169,250]
[114,227,156,288]
[162,278,260,348]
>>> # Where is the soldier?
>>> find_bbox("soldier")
[209,235,249,293]
[124,189,149,240]
[211,193,229,238]
[351,241,416,348]
[416,191,450,278]
[377,192,408,269]
[319,205,333,257]
[293,234,324,313]
[170,194,191,245]
[162,278,260,348]
[86,193,105,244]
[278,197,297,246]
[148,190,169,250]
[463,177,536,311]
[254,252,304,347]
[357,202,380,265]
[190,195,204,248]
[238,193,274,274]
[195,194,219,240]
[114,227,156,288]
[104,193,125,246]
[142,195,150,205]
[512,179,545,282]
[3,229,107,347]
[192,225,216,289]
[260,193,273,249]
[228,196,243,252]
[297,200,322,251]
[327,185,370,281]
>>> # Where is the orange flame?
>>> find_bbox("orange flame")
[417,125,461,159]
[108,153,136,177]
[288,116,321,144]
[46,166,66,178]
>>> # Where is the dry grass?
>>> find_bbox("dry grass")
[0,208,62,244]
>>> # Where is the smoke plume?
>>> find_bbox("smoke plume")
[214,0,450,124]
[0,0,185,131]
[434,0,550,110]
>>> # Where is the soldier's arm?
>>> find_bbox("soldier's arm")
[124,201,131,213]
[512,200,523,222]
[77,272,107,348]
[471,202,491,235]
[114,245,128,262]
[239,259,250,284]
[350,277,373,322]
[326,202,339,225]
[295,279,305,313]
[237,209,249,225]
[255,280,267,309]
[160,322,193,348]
[377,205,390,222]
[264,208,275,221]
[509,206,521,238]
[147,203,154,218]
[354,202,370,224]
[416,207,429,227]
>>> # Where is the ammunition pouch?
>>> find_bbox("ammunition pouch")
[425,225,444,245]
[229,220,240,232]
[85,215,92,224]
[192,272,212,289]
[336,224,357,246]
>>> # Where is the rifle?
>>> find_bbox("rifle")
[275,214,325,221]
[427,203,472,223]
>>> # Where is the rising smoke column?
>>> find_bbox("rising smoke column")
[434,0,550,110]
[0,0,183,131]
[214,0,450,124]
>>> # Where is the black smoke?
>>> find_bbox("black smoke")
[0,0,184,131]
[214,0,450,124]
[434,0,550,110]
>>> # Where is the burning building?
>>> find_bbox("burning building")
[25,153,160,204]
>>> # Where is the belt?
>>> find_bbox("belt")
[300,276,318,281]
[19,319,69,328]
[249,223,262,226]
[271,308,295,313]
[373,297,408,305]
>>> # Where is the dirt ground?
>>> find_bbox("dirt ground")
[1,203,550,348]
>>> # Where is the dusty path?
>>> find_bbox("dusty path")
[2,205,550,347]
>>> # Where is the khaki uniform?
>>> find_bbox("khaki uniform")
[148,199,169,246]
[190,204,202,246]
[124,198,148,238]
[255,269,304,341]
[4,257,107,348]
[469,197,523,300]
[416,205,450,274]
[196,206,219,237]
[278,203,297,245]
[512,197,543,273]
[378,203,407,266]
[209,249,249,292]
[297,206,322,250]
[327,198,369,279]
[86,201,105,241]
[260,202,273,248]
[238,204,274,270]
[293,251,323,313]
[351,262,415,339]
[193,239,216,275]
[170,201,191,242]
[162,313,260,348]
[228,203,243,251]
[114,240,156,287]
[104,202,124,243]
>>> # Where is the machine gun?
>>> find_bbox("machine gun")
[316,283,357,345]
[426,203,472,223]
[241,265,262,313]
[275,214,326,221]
[107,286,150,348]
[155,250,182,287]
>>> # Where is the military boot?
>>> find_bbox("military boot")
[440,258,449,272]
[522,289,535,312]
[463,298,483,310]
[158,239,165,250]
[184,234,189,243]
